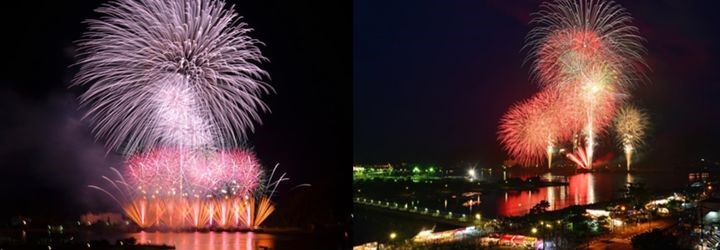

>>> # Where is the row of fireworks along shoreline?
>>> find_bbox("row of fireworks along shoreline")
[72,0,286,230]
[498,0,650,172]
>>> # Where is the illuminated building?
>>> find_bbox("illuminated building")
[80,212,124,225]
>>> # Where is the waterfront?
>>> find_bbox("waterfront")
[0,229,339,250]
[353,171,690,245]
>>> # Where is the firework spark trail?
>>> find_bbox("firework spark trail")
[498,90,570,167]
[90,151,285,230]
[527,0,645,169]
[185,149,263,195]
[124,147,262,196]
[153,76,215,149]
[499,0,647,169]
[89,168,154,228]
[500,83,622,169]
[75,0,286,230]
[566,147,591,169]
[525,0,647,92]
[614,105,648,171]
[73,0,271,154]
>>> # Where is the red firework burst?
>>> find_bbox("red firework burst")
[526,0,647,92]
[498,90,569,166]
[498,81,621,167]
[500,0,647,169]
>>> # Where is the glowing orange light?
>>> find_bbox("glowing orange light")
[121,196,274,230]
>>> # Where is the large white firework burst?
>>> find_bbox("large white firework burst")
[73,0,271,154]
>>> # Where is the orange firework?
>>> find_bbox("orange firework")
[90,165,286,231]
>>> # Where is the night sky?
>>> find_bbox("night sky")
[0,1,350,221]
[354,0,720,168]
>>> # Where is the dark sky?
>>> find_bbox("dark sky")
[0,1,350,221]
[354,0,720,168]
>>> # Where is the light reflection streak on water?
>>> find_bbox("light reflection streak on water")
[547,186,555,210]
[222,231,228,250]
[129,231,274,250]
[498,173,601,216]
[247,232,253,250]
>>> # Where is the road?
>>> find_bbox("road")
[584,218,676,250]
[354,199,473,227]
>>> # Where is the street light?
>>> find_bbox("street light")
[390,232,397,240]
[532,227,538,234]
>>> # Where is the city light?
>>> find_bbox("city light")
[531,228,538,234]
[613,219,623,226]
[705,211,718,222]
[412,166,421,173]
[389,232,397,240]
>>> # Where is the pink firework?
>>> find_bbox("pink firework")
[124,147,262,196]
[124,148,184,193]
[566,147,591,169]
[185,149,262,195]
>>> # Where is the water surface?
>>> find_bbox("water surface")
[130,231,275,250]
[353,172,689,244]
